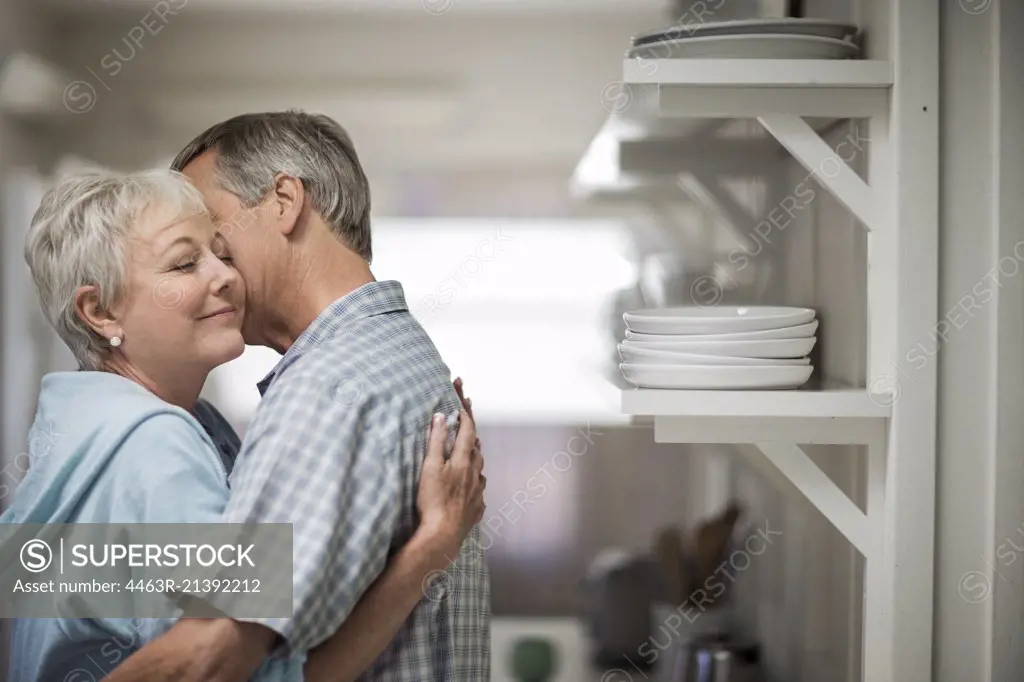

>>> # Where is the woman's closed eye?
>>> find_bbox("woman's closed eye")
[171,248,205,273]
[175,258,198,273]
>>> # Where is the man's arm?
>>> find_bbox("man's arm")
[104,619,276,682]
[105,532,447,682]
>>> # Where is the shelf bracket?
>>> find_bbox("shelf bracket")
[752,441,870,557]
[756,114,878,232]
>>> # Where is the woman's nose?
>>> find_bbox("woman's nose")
[206,253,239,293]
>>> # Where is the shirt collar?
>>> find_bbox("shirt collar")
[256,280,409,395]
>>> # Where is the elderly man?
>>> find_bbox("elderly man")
[107,111,491,681]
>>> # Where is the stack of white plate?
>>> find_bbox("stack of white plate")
[618,306,817,390]
[627,18,861,60]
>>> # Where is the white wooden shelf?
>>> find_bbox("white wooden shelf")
[622,386,889,419]
[623,58,893,88]
[620,386,888,446]
[589,10,937,679]
[623,59,893,119]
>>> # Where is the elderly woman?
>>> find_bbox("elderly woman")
[3,169,485,682]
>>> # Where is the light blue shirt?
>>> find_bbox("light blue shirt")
[1,370,305,682]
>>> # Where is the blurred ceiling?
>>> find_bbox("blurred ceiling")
[44,0,666,14]
[34,0,669,206]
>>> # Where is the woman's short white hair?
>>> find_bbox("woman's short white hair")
[25,168,208,369]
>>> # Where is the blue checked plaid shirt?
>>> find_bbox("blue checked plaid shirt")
[223,280,490,680]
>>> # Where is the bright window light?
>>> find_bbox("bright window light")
[205,218,637,427]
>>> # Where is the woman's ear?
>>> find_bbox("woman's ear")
[73,285,119,342]
[269,172,305,237]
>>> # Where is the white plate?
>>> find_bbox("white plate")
[627,34,860,60]
[632,19,859,46]
[620,363,814,390]
[623,306,816,335]
[621,337,816,359]
[618,344,810,366]
[625,320,818,342]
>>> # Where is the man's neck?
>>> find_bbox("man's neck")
[257,247,375,354]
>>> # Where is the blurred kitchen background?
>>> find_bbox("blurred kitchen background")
[0,1,1012,681]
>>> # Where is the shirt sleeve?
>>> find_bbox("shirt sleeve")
[106,413,308,682]
[221,361,404,654]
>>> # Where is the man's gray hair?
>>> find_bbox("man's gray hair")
[25,169,207,369]
[170,110,373,261]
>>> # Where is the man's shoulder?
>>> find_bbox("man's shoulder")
[255,312,454,422]
[288,311,442,378]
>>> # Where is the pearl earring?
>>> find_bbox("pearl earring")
[110,336,122,348]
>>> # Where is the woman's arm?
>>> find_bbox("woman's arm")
[107,401,484,682]
[304,409,485,682]
[303,527,456,681]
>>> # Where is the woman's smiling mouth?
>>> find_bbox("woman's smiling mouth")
[198,306,237,320]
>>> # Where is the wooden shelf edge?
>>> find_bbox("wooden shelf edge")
[621,385,891,419]
[622,59,894,87]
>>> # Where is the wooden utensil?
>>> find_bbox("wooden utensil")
[652,525,688,603]
[692,501,744,590]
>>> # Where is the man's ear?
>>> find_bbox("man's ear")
[269,173,305,237]
[73,285,120,342]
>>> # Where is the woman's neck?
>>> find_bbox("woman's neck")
[100,357,205,411]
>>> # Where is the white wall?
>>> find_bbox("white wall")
[935,1,1024,681]
[934,2,994,677]
[0,0,65,475]
[988,1,1024,679]
[0,8,64,681]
